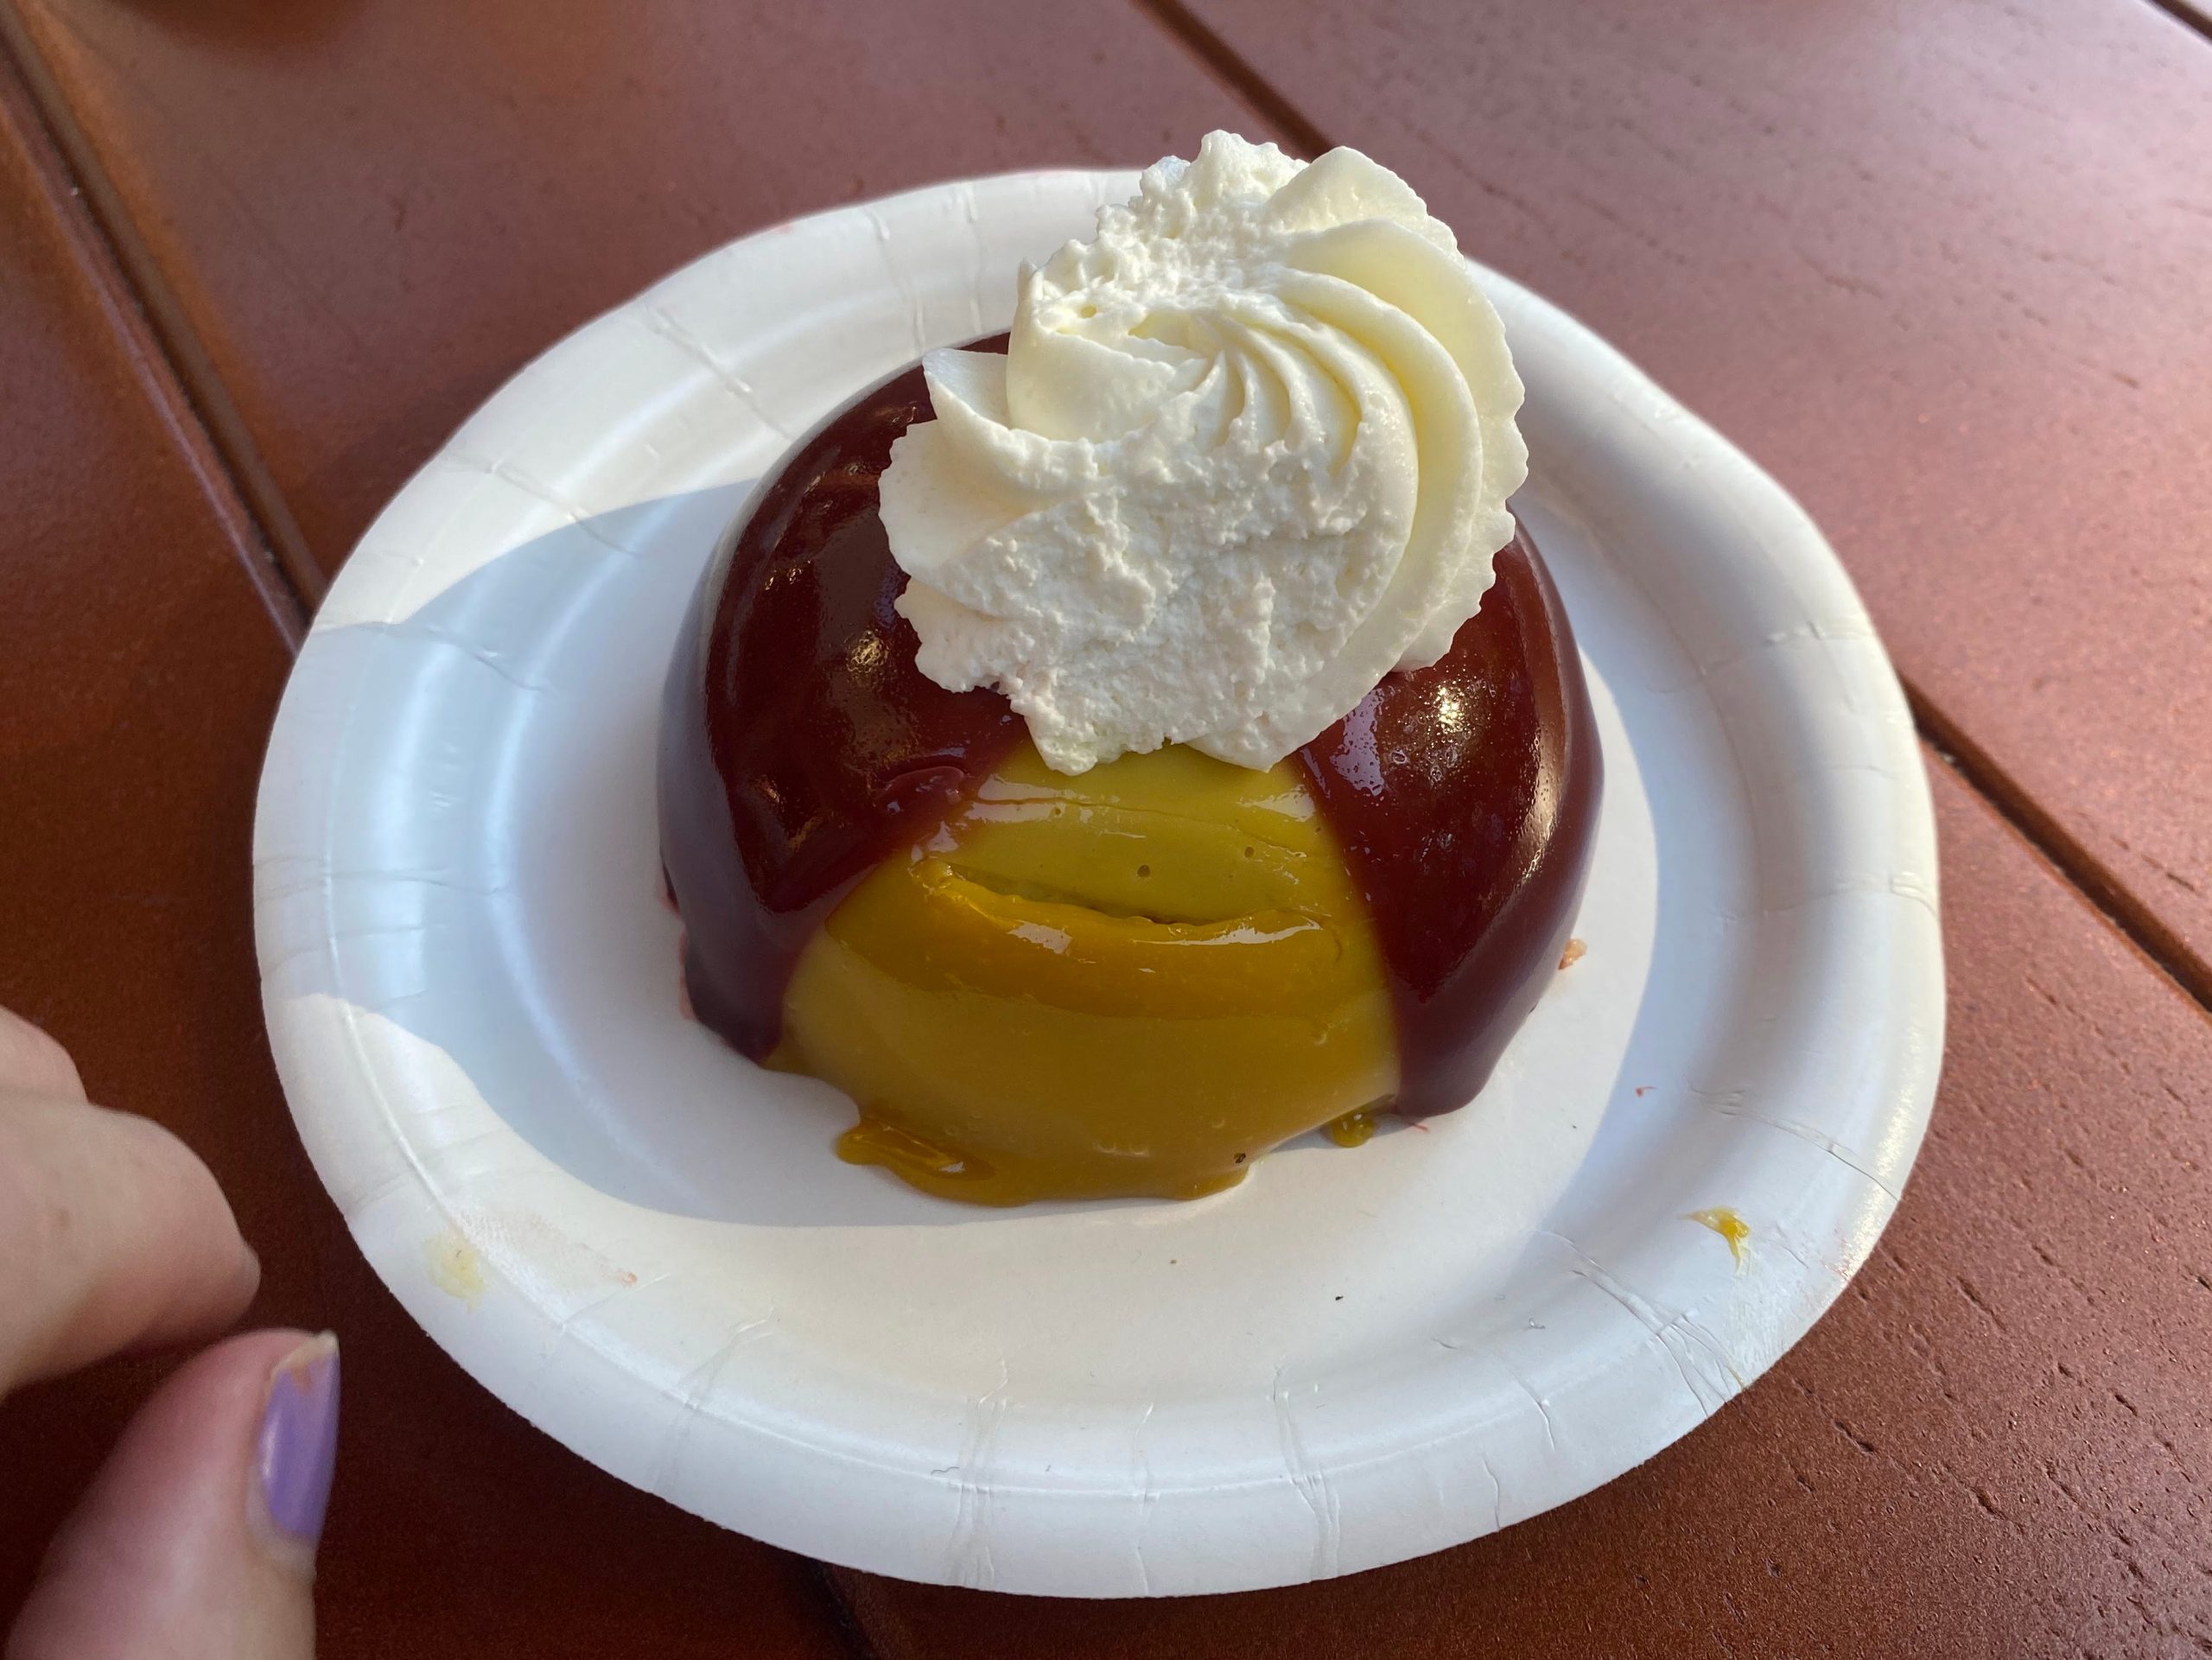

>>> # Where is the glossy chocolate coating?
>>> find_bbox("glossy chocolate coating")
[1296,533,1601,1115]
[658,348,1022,1059]
[660,344,1601,1115]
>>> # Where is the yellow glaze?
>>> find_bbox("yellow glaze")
[772,741,1398,1204]
[1688,1206,1751,1265]
[1324,1109,1378,1148]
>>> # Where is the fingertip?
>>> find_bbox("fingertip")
[0,1006,85,1101]
[10,1329,329,1660]
[0,1102,262,1389]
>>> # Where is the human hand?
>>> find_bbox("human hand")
[1,1006,334,1659]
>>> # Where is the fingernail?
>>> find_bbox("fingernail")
[253,1333,340,1554]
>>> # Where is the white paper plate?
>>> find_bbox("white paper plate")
[253,169,1942,1597]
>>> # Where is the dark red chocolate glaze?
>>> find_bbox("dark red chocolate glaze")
[658,345,1023,1059]
[1294,534,1601,1116]
[661,343,1602,1115]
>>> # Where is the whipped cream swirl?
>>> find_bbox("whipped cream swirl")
[880,131,1527,774]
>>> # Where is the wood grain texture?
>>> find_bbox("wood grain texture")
[840,760,2212,1659]
[1170,0,2212,996]
[1,0,1261,598]
[0,48,853,1660]
[4,1,2208,1650]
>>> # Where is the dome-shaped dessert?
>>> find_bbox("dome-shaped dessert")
[659,136,1600,1205]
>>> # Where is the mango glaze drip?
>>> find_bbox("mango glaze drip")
[773,741,1397,1204]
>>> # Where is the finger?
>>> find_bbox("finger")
[0,1008,85,1101]
[0,1096,259,1395]
[8,1328,335,1660]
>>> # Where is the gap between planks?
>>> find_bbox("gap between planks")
[0,9,2197,1643]
[0,3,318,639]
[1909,683,2212,1015]
[1128,0,2212,1020]
[6,0,2202,1027]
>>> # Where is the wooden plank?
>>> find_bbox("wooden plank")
[8,2,2206,1650]
[1162,0,2212,994]
[2,0,1264,597]
[0,48,855,1660]
[836,759,2212,1658]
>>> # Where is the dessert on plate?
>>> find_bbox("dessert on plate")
[660,132,1600,1205]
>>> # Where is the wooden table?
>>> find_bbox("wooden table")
[3,2,2207,1653]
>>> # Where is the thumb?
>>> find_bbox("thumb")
[8,1330,338,1660]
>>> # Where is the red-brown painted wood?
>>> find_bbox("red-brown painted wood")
[838,761,2212,1658]
[0,49,851,1660]
[15,0,2207,1009]
[2,0,1263,597]
[3,2,2207,1651]
[1170,0,2212,995]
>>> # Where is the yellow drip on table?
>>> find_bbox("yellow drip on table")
[772,741,1400,1204]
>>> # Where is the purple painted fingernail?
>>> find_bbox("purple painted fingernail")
[254,1333,340,1551]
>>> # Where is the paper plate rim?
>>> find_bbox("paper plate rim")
[254,167,1943,1596]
